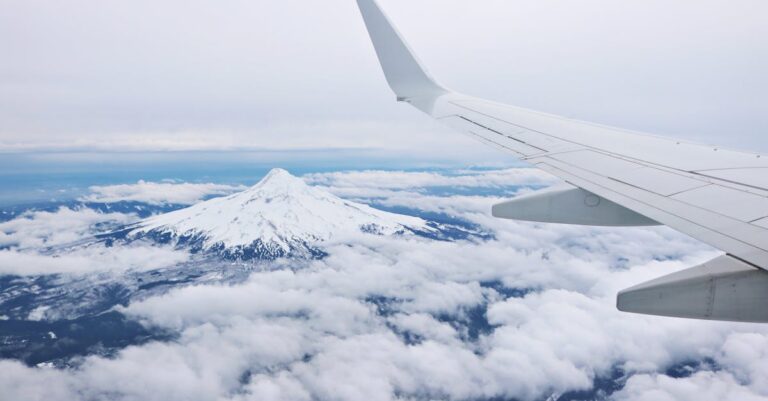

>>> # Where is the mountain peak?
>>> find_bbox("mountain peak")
[125,168,436,260]
[260,168,296,183]
[248,168,306,192]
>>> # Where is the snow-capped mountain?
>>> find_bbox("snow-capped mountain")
[117,169,438,260]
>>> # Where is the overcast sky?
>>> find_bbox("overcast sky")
[1,0,767,158]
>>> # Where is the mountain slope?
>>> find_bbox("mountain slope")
[121,169,437,260]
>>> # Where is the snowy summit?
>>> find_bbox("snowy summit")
[122,168,435,260]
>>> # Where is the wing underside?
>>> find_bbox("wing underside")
[356,0,768,322]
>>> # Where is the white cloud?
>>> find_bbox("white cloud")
[26,306,50,322]
[81,180,245,205]
[0,207,133,249]
[0,206,188,277]
[612,371,767,401]
[304,167,559,220]
[0,244,189,278]
[718,333,768,394]
[387,313,460,345]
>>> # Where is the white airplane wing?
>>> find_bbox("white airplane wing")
[356,0,768,322]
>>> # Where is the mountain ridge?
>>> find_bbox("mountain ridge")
[114,169,440,260]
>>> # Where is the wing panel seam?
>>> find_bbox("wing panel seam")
[450,101,765,190]
[456,116,548,152]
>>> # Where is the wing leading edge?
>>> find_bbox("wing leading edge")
[356,0,768,322]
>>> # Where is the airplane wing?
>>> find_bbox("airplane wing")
[356,0,768,322]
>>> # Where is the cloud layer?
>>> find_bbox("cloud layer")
[2,168,768,401]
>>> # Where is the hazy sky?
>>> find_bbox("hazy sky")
[1,0,767,158]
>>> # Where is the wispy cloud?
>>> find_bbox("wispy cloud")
[0,207,188,278]
[0,208,132,249]
[81,180,245,206]
[0,245,189,278]
[305,168,557,190]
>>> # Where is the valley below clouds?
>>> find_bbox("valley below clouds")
[1,167,767,401]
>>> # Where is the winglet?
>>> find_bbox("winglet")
[356,0,448,109]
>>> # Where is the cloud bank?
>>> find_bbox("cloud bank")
[1,168,767,401]
[81,180,245,206]
[0,207,188,277]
